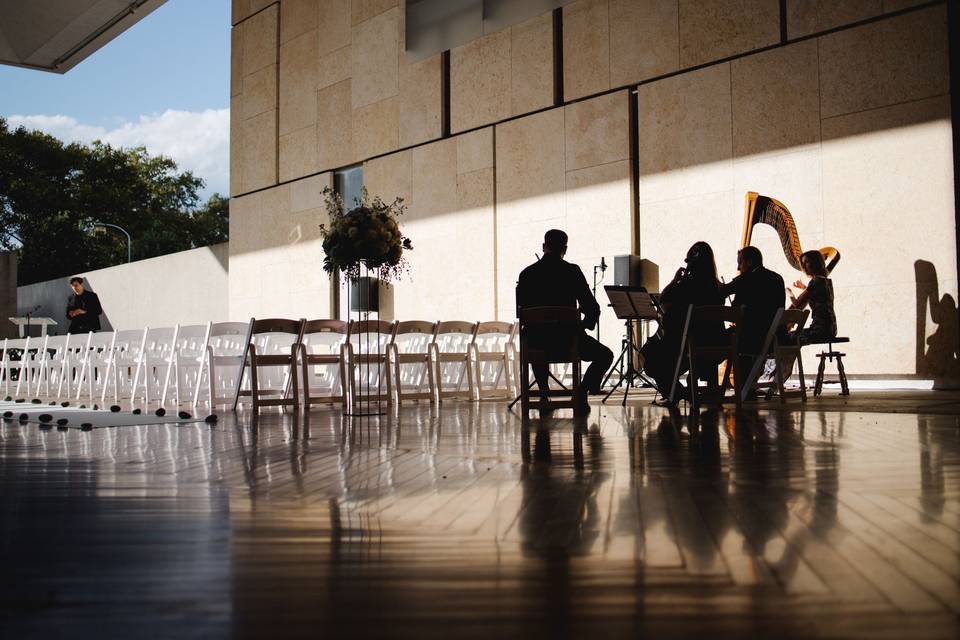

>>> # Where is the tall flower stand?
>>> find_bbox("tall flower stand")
[346,263,387,417]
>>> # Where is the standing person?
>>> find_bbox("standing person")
[66,277,103,334]
[788,250,837,343]
[517,229,614,416]
[720,246,785,384]
[640,241,725,398]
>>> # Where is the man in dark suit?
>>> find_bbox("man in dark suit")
[517,229,614,415]
[720,246,785,380]
[66,276,103,334]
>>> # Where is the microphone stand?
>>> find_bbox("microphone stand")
[592,259,607,341]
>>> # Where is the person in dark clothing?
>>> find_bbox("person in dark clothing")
[517,229,614,415]
[66,276,103,334]
[641,241,725,397]
[720,246,785,384]
[788,249,837,343]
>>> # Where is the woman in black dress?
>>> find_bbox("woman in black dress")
[788,250,837,343]
[641,241,725,397]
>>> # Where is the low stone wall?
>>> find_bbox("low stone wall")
[17,243,229,334]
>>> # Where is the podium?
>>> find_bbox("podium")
[600,286,662,406]
[9,317,57,338]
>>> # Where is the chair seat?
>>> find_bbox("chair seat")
[804,336,850,345]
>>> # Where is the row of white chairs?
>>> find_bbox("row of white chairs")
[0,318,522,410]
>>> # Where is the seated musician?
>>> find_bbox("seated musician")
[640,241,725,399]
[517,229,614,416]
[788,250,837,343]
[720,246,786,378]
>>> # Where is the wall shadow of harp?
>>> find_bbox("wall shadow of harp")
[741,192,840,273]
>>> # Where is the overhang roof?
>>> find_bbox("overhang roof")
[0,0,166,74]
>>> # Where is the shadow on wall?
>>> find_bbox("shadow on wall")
[915,260,959,389]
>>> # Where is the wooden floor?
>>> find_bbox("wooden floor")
[2,392,959,639]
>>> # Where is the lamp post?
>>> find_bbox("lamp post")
[92,222,132,263]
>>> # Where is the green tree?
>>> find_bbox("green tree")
[0,117,229,285]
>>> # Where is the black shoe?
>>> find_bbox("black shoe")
[573,393,591,417]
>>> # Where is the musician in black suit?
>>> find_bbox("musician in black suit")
[517,229,614,415]
[720,246,785,374]
[66,276,103,334]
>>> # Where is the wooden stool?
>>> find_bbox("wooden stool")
[811,337,850,396]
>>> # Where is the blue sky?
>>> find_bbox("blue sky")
[0,0,231,197]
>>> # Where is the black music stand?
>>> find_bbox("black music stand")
[601,285,662,406]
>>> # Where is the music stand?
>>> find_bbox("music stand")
[600,286,661,406]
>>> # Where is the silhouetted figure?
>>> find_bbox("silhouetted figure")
[788,249,837,343]
[517,229,614,415]
[640,241,725,399]
[720,246,784,378]
[66,276,102,334]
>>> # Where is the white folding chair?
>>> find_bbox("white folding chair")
[345,319,395,408]
[2,337,27,397]
[15,335,44,398]
[136,326,180,406]
[32,334,68,398]
[389,320,437,405]
[206,321,253,409]
[169,323,212,407]
[299,319,350,408]
[471,321,516,400]
[76,331,117,402]
[431,321,478,401]
[57,332,92,400]
[102,328,148,404]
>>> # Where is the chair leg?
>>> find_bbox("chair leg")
[815,355,826,397]
[796,352,806,402]
[249,352,260,413]
[836,355,849,396]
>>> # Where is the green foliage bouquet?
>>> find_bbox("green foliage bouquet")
[319,186,413,281]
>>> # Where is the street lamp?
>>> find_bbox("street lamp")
[92,222,132,263]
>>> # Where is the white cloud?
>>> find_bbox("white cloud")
[7,109,229,199]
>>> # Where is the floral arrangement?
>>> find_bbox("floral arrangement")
[319,186,413,281]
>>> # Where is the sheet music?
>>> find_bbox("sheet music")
[604,286,659,320]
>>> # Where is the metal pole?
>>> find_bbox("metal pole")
[92,222,132,262]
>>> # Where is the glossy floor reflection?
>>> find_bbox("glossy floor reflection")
[2,397,959,638]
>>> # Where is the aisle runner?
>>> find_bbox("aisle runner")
[0,401,204,429]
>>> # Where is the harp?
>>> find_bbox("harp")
[741,191,840,273]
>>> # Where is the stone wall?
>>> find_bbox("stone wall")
[229,0,956,376]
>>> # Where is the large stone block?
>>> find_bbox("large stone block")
[678,0,779,68]
[510,12,554,116]
[352,0,397,25]
[563,0,610,101]
[351,7,400,109]
[786,0,881,38]
[317,80,355,170]
[364,149,412,204]
[241,109,278,191]
[230,94,244,196]
[279,30,319,136]
[242,4,278,75]
[638,63,733,203]
[450,29,512,133]
[318,45,352,90]
[818,5,949,119]
[281,0,319,44]
[290,172,333,214]
[319,0,352,56]
[731,39,820,158]
[399,53,442,148]
[564,91,629,172]
[457,127,494,174]
[280,125,320,182]
[242,63,278,122]
[231,27,243,97]
[609,0,680,87]
[412,138,458,219]
[495,108,566,211]
[352,96,399,160]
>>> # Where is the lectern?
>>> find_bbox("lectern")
[8,317,57,338]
